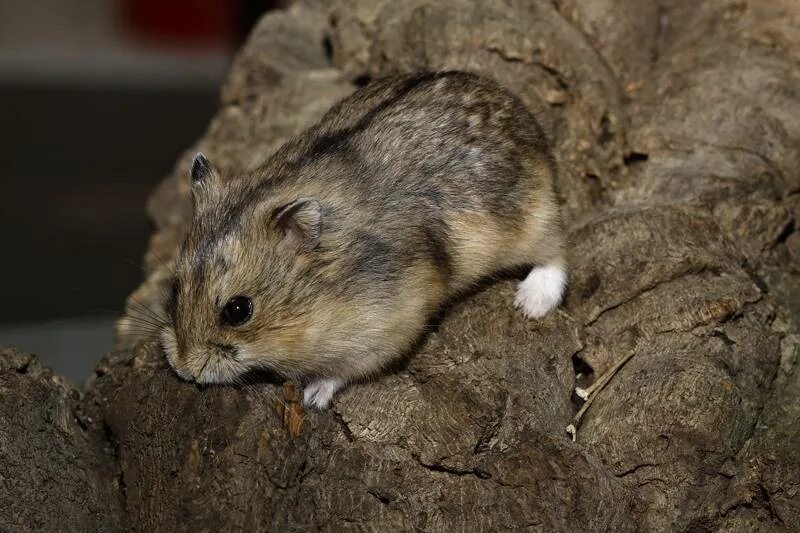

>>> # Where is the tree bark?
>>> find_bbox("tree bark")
[3,0,800,530]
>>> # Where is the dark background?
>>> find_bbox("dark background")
[0,0,285,382]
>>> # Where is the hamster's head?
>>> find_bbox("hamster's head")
[161,153,346,385]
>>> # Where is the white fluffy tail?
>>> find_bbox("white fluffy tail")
[513,263,567,319]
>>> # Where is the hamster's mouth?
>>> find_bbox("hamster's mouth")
[193,352,252,385]
[163,350,244,386]
[163,349,193,381]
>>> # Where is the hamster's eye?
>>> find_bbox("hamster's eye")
[221,296,253,327]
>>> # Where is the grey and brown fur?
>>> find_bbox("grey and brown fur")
[161,71,567,408]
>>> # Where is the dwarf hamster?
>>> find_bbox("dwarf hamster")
[161,71,566,409]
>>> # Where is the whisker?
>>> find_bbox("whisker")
[120,315,166,330]
[124,314,166,332]
[116,326,163,340]
[128,295,168,318]
[120,328,161,336]
[127,298,169,325]
[115,329,160,339]
[115,332,160,343]
[118,314,160,325]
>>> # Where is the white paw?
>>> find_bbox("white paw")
[302,378,344,409]
[514,264,566,319]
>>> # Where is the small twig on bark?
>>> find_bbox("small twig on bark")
[567,350,637,442]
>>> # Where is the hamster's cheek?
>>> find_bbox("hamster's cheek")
[160,327,193,381]
[236,343,292,377]
[235,344,261,367]
[160,328,181,370]
[196,357,237,385]
[160,327,178,356]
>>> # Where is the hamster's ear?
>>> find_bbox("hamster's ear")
[271,198,322,251]
[189,153,221,206]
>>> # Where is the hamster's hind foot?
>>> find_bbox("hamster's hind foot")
[514,263,567,319]
[302,377,344,409]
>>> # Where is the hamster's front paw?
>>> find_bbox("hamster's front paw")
[302,378,344,409]
[514,263,567,319]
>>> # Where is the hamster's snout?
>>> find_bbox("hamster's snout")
[164,352,194,381]
[161,326,205,382]
[163,330,246,385]
[167,347,220,384]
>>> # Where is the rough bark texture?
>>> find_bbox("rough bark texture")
[3,0,800,530]
[0,349,123,531]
